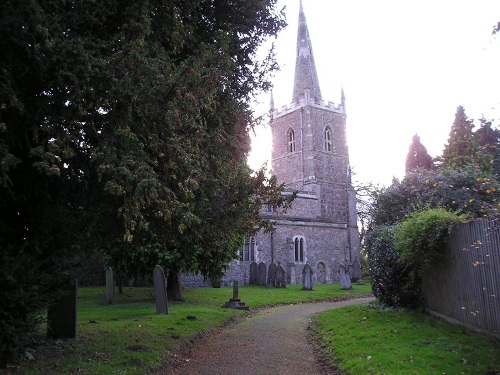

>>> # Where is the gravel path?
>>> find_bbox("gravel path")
[164,297,374,375]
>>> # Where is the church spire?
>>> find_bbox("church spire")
[292,0,322,104]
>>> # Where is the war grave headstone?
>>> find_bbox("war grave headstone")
[105,266,114,305]
[257,262,267,286]
[339,263,352,290]
[249,261,258,285]
[275,264,286,288]
[153,265,168,314]
[222,280,249,310]
[47,278,77,339]
[302,263,313,291]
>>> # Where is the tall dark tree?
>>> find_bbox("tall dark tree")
[0,0,289,364]
[442,106,478,168]
[475,117,500,178]
[405,134,433,173]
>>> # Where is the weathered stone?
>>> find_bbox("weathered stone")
[351,256,362,282]
[222,280,249,310]
[47,278,77,339]
[257,262,267,286]
[105,266,114,305]
[275,264,286,288]
[302,263,313,291]
[339,263,352,290]
[267,263,277,287]
[249,262,258,285]
[153,265,168,315]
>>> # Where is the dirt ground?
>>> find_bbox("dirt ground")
[161,298,375,375]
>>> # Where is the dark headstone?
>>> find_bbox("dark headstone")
[351,256,362,283]
[249,262,258,285]
[222,280,249,310]
[257,262,267,286]
[302,263,313,291]
[275,264,286,288]
[153,265,168,314]
[105,266,114,305]
[47,279,77,339]
[267,263,277,286]
[211,279,221,288]
[339,263,352,290]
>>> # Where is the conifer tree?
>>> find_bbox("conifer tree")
[405,134,433,173]
[442,106,478,168]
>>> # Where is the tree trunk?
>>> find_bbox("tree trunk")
[167,272,183,301]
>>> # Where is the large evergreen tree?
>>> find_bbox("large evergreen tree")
[405,134,433,173]
[0,0,289,364]
[442,106,478,168]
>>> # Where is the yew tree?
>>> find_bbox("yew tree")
[0,0,289,364]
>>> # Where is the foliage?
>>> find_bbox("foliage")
[394,208,465,285]
[313,304,500,375]
[0,0,289,364]
[442,106,478,169]
[405,134,433,173]
[365,226,421,308]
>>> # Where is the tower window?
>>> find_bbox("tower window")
[324,127,332,152]
[240,236,256,262]
[294,236,305,262]
[287,128,296,152]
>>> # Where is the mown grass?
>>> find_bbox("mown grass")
[2,283,371,375]
[313,303,500,375]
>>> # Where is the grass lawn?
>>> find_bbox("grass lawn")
[313,303,500,375]
[2,283,371,375]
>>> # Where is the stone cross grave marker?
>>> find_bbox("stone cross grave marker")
[257,262,267,286]
[47,278,77,339]
[339,263,352,290]
[302,263,313,291]
[275,264,286,288]
[222,280,249,310]
[105,266,114,305]
[249,261,258,285]
[267,263,277,287]
[153,265,168,314]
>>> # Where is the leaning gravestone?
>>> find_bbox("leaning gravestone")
[105,266,114,305]
[153,265,168,314]
[275,264,286,288]
[351,256,362,283]
[267,263,277,287]
[302,263,313,291]
[257,262,267,286]
[339,263,352,290]
[249,261,258,285]
[47,278,77,339]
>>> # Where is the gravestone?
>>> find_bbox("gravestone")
[275,264,286,288]
[153,265,168,314]
[105,267,114,305]
[47,278,77,339]
[267,263,277,287]
[257,262,267,286]
[302,263,313,291]
[222,280,249,310]
[339,263,352,290]
[249,262,258,285]
[351,256,362,283]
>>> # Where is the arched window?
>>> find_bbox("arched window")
[240,236,256,262]
[287,128,296,153]
[324,127,332,152]
[294,236,305,262]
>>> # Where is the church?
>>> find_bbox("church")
[221,1,361,286]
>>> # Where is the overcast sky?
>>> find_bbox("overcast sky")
[248,0,500,187]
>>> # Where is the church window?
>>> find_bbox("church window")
[324,127,332,152]
[240,236,256,262]
[287,128,296,152]
[294,236,305,262]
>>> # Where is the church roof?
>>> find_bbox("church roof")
[292,0,322,104]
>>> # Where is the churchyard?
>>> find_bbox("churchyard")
[2,282,499,375]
